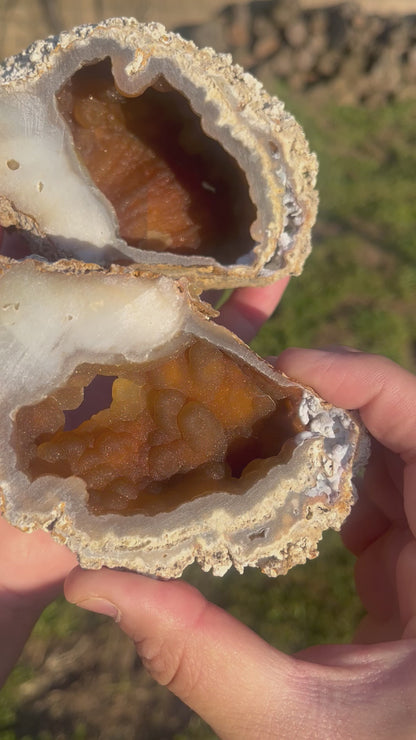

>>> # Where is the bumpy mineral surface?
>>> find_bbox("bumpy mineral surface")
[0,20,365,578]
[0,257,366,577]
[0,18,318,288]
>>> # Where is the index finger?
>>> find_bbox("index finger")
[216,278,289,343]
[276,348,416,461]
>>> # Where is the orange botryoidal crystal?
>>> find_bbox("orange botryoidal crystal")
[57,61,256,262]
[17,339,303,516]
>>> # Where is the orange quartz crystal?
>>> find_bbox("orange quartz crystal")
[56,61,256,262]
[14,340,305,516]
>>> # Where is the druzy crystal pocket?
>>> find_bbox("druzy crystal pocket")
[0,259,365,577]
[0,20,366,577]
[0,18,317,288]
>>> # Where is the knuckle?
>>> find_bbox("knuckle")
[135,632,202,699]
[133,599,210,698]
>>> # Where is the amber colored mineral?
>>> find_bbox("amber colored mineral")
[0,258,367,577]
[0,18,318,288]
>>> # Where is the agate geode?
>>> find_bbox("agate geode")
[0,17,318,288]
[0,258,366,577]
[0,20,366,577]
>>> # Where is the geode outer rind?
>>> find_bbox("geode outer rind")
[0,257,367,578]
[0,18,318,289]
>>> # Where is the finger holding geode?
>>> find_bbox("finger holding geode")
[0,257,367,578]
[0,18,317,289]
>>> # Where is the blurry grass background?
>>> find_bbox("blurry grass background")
[252,90,416,369]
[0,1,415,738]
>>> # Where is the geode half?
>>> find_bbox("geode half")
[0,18,318,289]
[0,257,366,577]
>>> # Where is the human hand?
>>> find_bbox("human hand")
[210,277,290,344]
[65,348,416,739]
[0,517,77,687]
[0,226,79,685]
[0,219,289,687]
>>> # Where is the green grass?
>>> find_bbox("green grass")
[1,94,415,738]
[252,94,416,370]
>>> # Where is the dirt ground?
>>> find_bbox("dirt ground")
[0,0,414,57]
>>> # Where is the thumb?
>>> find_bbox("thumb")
[65,567,299,739]
[276,348,416,459]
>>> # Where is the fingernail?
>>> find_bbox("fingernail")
[317,344,362,354]
[75,597,121,623]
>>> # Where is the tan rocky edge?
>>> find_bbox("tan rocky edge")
[0,17,318,290]
[0,257,367,578]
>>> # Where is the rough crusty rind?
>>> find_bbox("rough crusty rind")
[0,257,367,578]
[0,18,318,289]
